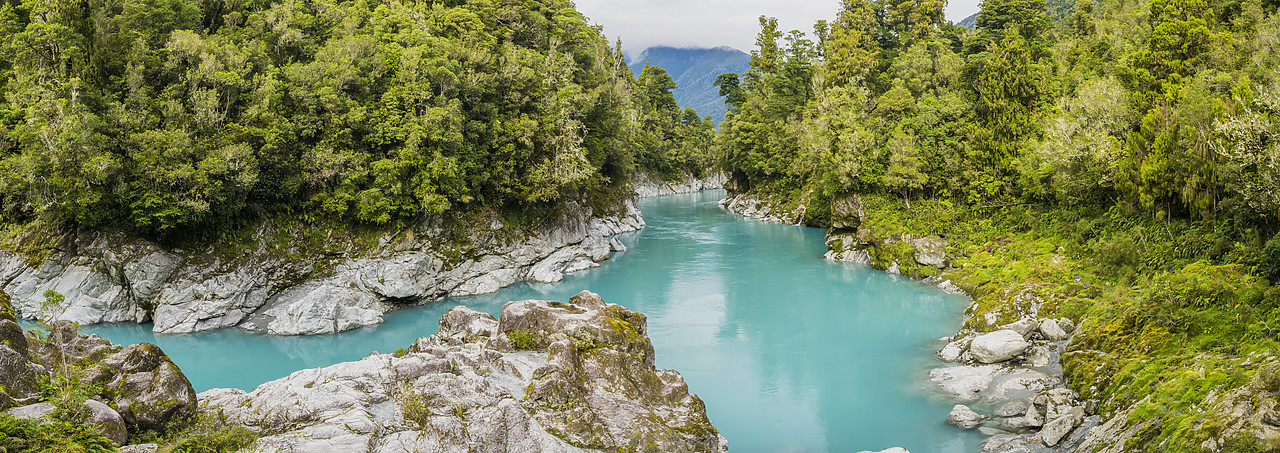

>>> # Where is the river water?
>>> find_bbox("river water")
[81,190,982,452]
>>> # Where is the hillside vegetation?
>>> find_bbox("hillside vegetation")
[0,0,712,239]
[714,0,1280,449]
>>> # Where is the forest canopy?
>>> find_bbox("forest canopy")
[0,0,713,235]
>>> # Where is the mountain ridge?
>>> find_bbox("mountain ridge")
[629,46,751,123]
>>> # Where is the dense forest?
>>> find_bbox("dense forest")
[716,0,1280,449]
[0,0,713,237]
[720,0,1280,242]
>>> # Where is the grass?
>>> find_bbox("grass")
[134,412,258,453]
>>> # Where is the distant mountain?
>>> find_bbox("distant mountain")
[958,12,979,29]
[629,46,751,123]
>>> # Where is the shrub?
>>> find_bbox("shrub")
[0,413,115,453]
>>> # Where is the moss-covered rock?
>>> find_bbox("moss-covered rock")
[25,321,196,433]
[96,343,197,431]
[0,291,13,323]
[495,291,722,452]
[0,290,38,412]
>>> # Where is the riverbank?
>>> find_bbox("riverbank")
[0,198,644,336]
[0,173,725,336]
[721,190,1280,451]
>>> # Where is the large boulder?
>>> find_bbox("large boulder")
[27,321,196,431]
[201,292,727,452]
[1040,406,1085,446]
[969,330,1031,364]
[1039,318,1069,341]
[0,291,41,411]
[85,399,128,445]
[93,343,197,430]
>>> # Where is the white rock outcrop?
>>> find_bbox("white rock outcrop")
[3,201,646,336]
[946,404,987,429]
[200,292,728,453]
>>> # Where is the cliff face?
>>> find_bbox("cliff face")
[0,200,644,335]
[200,291,728,452]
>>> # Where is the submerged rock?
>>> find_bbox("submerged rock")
[995,401,1030,418]
[930,365,1010,401]
[200,291,727,452]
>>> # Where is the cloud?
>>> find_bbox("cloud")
[575,0,982,55]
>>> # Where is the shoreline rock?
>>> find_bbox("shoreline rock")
[633,171,726,198]
[2,200,646,335]
[200,291,728,452]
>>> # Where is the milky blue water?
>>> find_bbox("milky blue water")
[78,190,982,452]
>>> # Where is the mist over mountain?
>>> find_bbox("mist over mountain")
[629,46,751,123]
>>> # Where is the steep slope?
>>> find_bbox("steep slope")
[629,46,751,123]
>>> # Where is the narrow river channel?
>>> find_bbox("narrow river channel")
[81,190,983,452]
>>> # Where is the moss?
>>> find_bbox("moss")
[0,291,13,323]
[508,329,538,350]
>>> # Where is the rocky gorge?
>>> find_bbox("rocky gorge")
[0,173,732,451]
[0,200,643,336]
[0,174,733,337]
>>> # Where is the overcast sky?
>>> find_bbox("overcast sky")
[575,0,982,56]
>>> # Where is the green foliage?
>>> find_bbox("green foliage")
[399,389,434,428]
[715,0,1280,448]
[149,412,257,453]
[0,413,115,453]
[0,0,706,238]
[507,329,538,350]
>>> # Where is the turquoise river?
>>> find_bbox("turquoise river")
[81,190,983,452]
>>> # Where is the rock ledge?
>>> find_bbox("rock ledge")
[200,291,727,453]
